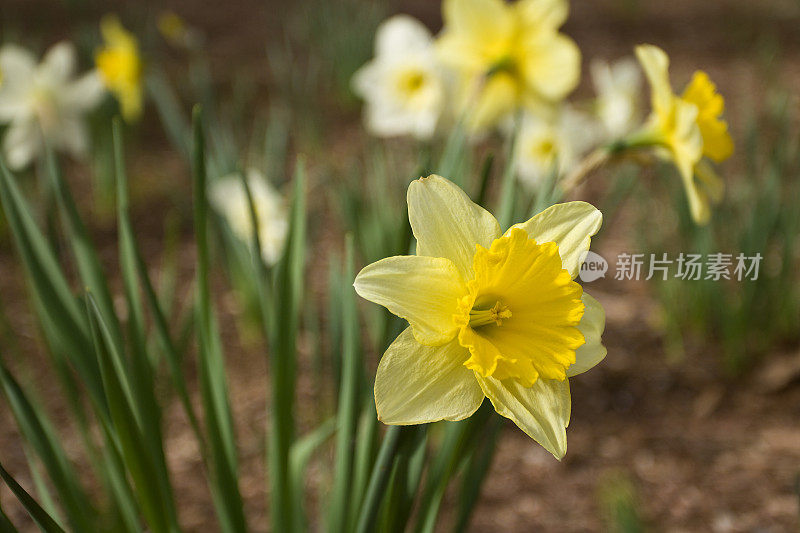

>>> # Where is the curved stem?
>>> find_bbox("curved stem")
[561,148,611,193]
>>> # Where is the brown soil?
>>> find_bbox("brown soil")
[0,0,799,532]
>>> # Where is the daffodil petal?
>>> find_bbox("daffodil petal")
[512,201,602,278]
[354,255,467,345]
[41,41,77,82]
[408,175,501,279]
[62,71,106,112]
[476,374,570,459]
[3,118,40,170]
[375,15,433,57]
[516,0,569,29]
[567,293,606,377]
[635,44,672,116]
[375,328,484,424]
[520,33,581,102]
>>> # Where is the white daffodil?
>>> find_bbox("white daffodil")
[0,42,104,170]
[352,15,445,140]
[591,57,642,139]
[209,168,288,265]
[514,108,600,188]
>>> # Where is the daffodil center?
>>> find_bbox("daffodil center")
[468,300,512,328]
[455,227,586,386]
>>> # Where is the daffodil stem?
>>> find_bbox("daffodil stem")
[355,425,405,533]
[561,147,611,193]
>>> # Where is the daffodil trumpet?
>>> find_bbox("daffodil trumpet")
[354,175,606,458]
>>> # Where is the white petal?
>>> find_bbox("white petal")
[3,118,41,170]
[407,175,501,279]
[567,293,606,377]
[61,71,106,111]
[40,41,76,82]
[53,116,89,158]
[476,374,571,459]
[512,201,602,278]
[375,15,433,57]
[354,255,467,346]
[0,44,37,82]
[375,328,484,424]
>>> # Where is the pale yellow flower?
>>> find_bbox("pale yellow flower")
[209,169,288,265]
[436,0,580,132]
[352,15,445,140]
[354,175,606,458]
[514,107,600,188]
[591,57,642,139]
[95,15,143,122]
[635,44,733,224]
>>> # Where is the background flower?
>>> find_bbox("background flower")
[514,107,600,187]
[209,168,289,265]
[634,44,733,224]
[591,56,642,139]
[352,15,445,140]
[0,41,104,169]
[96,15,143,122]
[436,0,581,132]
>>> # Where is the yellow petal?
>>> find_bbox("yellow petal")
[375,328,484,424]
[476,374,570,459]
[468,71,519,132]
[681,70,733,162]
[407,175,501,279]
[635,44,673,116]
[567,293,606,377]
[515,0,569,29]
[354,255,467,346]
[440,0,513,61]
[519,33,581,102]
[511,201,602,278]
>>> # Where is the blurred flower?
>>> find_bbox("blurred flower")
[354,175,606,458]
[209,168,288,265]
[436,0,580,132]
[352,15,445,140]
[157,11,201,50]
[591,57,642,139]
[514,107,600,188]
[634,44,733,224]
[95,16,143,122]
[0,42,104,170]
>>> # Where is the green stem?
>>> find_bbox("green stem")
[355,425,405,533]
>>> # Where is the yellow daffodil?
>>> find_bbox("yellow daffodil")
[436,0,580,132]
[95,15,143,122]
[354,175,606,458]
[634,44,733,224]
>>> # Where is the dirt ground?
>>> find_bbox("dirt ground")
[0,0,799,531]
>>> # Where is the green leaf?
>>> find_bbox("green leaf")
[0,158,103,407]
[85,293,175,533]
[328,234,361,532]
[191,107,248,533]
[0,460,66,533]
[0,356,93,531]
